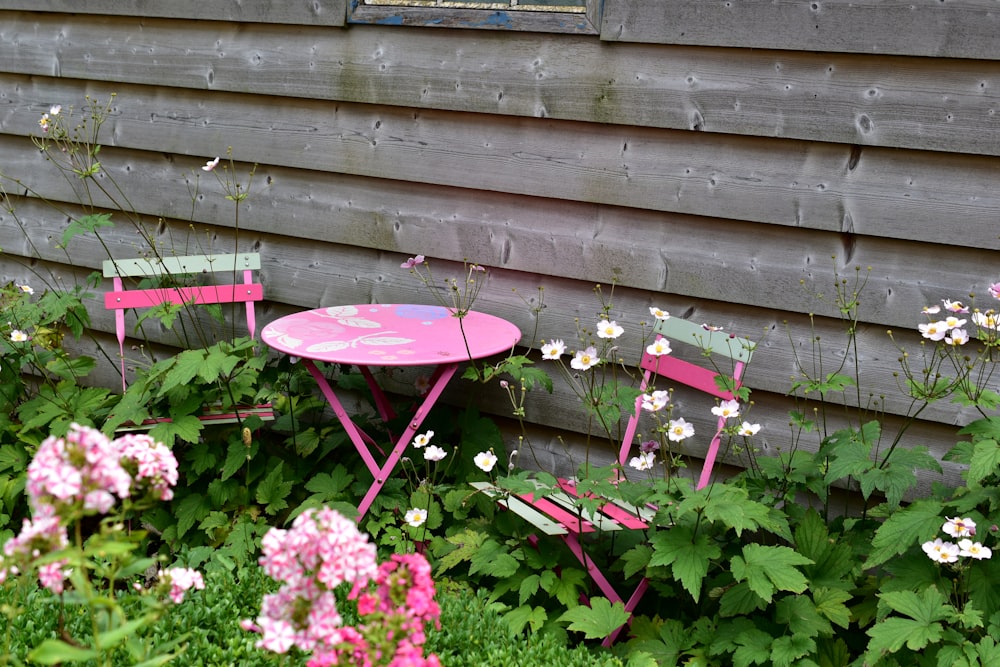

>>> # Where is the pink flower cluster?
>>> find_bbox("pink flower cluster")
[159,567,206,603]
[26,424,178,515]
[250,507,379,654]
[0,510,68,591]
[247,507,441,666]
[1,423,180,594]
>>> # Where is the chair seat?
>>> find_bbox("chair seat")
[470,479,653,535]
[114,403,275,432]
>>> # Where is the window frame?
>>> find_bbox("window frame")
[346,0,602,34]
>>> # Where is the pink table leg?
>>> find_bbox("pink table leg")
[354,363,458,518]
[302,359,459,520]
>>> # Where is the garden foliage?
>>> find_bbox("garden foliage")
[3,97,1000,666]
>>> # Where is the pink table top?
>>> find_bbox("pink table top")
[262,304,521,366]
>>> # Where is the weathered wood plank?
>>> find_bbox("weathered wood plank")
[3,193,990,429]
[4,148,997,335]
[601,0,1000,61]
[0,1,347,25]
[3,79,1000,246]
[2,13,999,155]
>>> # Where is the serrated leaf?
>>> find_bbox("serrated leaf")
[437,529,487,574]
[881,587,953,624]
[865,617,945,655]
[732,627,772,667]
[505,604,547,635]
[812,587,853,629]
[159,349,205,394]
[469,538,520,578]
[775,595,831,638]
[221,438,249,481]
[649,525,720,602]
[731,544,813,603]
[256,464,292,515]
[702,485,783,537]
[719,582,769,617]
[794,510,856,589]
[865,499,942,569]
[770,633,816,667]
[540,567,586,608]
[518,573,541,606]
[305,467,354,498]
[149,415,203,446]
[199,346,240,384]
[557,596,630,640]
[968,438,1000,485]
[175,492,210,538]
[62,212,114,246]
[621,543,653,579]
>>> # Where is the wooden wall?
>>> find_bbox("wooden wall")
[2,1,998,491]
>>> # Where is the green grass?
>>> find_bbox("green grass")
[1,570,623,666]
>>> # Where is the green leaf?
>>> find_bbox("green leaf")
[866,617,945,656]
[221,438,250,481]
[621,543,653,579]
[881,587,954,625]
[701,485,785,538]
[794,510,856,589]
[159,349,205,395]
[865,499,942,569]
[866,587,955,658]
[469,538,521,578]
[812,587,853,629]
[775,594,831,638]
[505,604,548,635]
[770,633,816,667]
[719,582,769,617]
[649,525,721,602]
[28,639,99,664]
[731,627,773,667]
[730,544,813,603]
[968,438,1000,486]
[96,615,157,650]
[305,467,355,499]
[62,212,114,246]
[540,567,587,608]
[976,636,1000,664]
[557,596,631,640]
[199,345,240,384]
[150,414,204,445]
[437,529,487,574]
[45,354,98,380]
[518,573,541,606]
[256,464,293,515]
[823,428,875,484]
[175,492,210,539]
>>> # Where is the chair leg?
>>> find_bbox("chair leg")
[561,533,649,646]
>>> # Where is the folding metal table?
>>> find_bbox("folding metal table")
[261,304,521,519]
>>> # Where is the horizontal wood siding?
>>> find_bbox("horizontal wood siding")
[2,13,999,155]
[1,1,348,25]
[601,0,1000,60]
[1,6,995,481]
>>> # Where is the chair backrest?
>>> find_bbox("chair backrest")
[618,317,755,479]
[637,317,754,400]
[103,252,264,390]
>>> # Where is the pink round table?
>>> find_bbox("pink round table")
[261,304,520,365]
[261,304,521,519]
